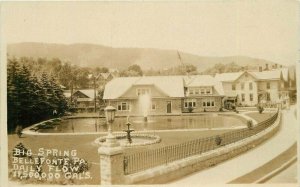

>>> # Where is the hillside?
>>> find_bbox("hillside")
[7,42,280,72]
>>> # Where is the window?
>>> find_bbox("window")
[118,102,130,111]
[250,94,253,101]
[241,94,245,102]
[249,82,253,90]
[241,83,245,90]
[232,84,236,91]
[137,88,150,96]
[266,82,270,89]
[195,89,199,95]
[184,99,196,108]
[203,99,215,108]
[206,88,212,94]
[201,89,205,95]
[151,103,156,110]
[189,89,194,95]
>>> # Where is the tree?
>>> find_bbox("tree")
[7,58,21,132]
[94,67,109,74]
[7,57,69,133]
[127,64,143,76]
[49,76,68,115]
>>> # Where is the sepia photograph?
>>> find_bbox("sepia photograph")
[0,1,299,186]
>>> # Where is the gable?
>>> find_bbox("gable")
[120,85,169,98]
[215,72,244,82]
[103,76,185,99]
[234,72,257,83]
[73,91,90,98]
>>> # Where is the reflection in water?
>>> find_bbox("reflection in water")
[39,115,244,133]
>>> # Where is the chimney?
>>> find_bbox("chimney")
[259,66,262,72]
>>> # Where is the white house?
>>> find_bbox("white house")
[215,68,290,107]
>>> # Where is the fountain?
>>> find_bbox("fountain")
[123,117,134,144]
[95,99,162,147]
[95,114,161,147]
[139,93,151,122]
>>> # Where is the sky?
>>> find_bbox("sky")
[1,0,299,65]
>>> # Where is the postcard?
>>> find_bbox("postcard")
[0,1,299,187]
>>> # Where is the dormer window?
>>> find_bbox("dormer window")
[137,88,150,96]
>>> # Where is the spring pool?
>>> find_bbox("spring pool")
[37,115,245,133]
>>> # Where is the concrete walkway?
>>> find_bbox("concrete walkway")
[168,106,297,185]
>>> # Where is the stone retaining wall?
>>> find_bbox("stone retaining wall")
[123,111,281,184]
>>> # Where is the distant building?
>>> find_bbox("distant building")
[88,72,117,89]
[64,89,98,112]
[215,68,291,108]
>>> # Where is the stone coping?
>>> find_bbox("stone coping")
[22,112,253,136]
[95,133,161,147]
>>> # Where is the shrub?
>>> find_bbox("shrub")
[215,135,222,146]
[13,143,29,157]
[247,120,254,130]
[188,106,194,113]
[231,105,236,110]
[257,106,264,114]
[219,107,223,112]
[15,125,23,138]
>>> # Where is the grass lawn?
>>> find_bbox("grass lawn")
[8,129,231,185]
[244,112,276,123]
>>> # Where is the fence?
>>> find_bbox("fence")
[123,111,279,175]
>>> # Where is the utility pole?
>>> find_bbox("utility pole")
[94,76,97,113]
[89,73,100,113]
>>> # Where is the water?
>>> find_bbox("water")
[38,115,245,133]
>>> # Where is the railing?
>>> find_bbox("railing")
[123,110,279,175]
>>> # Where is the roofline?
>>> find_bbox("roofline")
[73,90,93,98]
[104,97,184,100]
